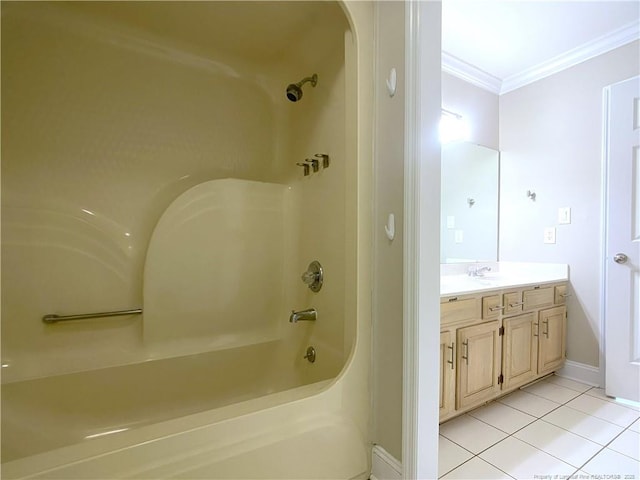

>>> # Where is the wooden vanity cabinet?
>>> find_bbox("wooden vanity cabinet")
[502,312,538,390]
[504,291,523,315]
[538,306,567,374]
[439,330,456,417]
[554,285,569,305]
[482,295,503,319]
[456,321,502,409]
[440,282,567,423]
[523,286,554,310]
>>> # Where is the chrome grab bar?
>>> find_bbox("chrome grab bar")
[42,308,142,324]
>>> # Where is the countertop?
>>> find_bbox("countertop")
[440,262,569,297]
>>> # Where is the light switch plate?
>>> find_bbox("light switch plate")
[558,207,571,224]
[447,216,455,229]
[544,227,556,244]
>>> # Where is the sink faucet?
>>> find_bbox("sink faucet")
[289,308,317,323]
[468,265,492,277]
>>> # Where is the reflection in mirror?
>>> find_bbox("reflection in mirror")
[441,142,499,263]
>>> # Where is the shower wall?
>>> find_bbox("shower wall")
[1,2,350,383]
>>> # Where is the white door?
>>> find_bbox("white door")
[604,75,640,402]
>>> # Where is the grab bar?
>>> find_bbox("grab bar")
[42,308,142,324]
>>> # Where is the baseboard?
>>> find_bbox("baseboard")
[556,360,602,387]
[370,445,402,480]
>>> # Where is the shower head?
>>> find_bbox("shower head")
[286,74,318,102]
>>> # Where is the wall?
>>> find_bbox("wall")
[499,40,640,368]
[1,2,352,383]
[372,1,405,462]
[442,71,499,149]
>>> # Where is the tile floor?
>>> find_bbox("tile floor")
[438,375,640,479]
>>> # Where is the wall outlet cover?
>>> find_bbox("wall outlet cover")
[544,227,556,244]
[455,229,464,243]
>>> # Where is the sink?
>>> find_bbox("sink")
[440,262,569,297]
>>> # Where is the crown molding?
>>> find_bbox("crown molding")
[501,20,640,94]
[442,51,502,94]
[443,20,640,96]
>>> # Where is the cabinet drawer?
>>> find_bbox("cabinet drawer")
[482,295,503,319]
[554,285,569,304]
[523,287,554,310]
[504,291,523,315]
[441,298,479,325]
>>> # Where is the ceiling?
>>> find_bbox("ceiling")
[442,0,640,94]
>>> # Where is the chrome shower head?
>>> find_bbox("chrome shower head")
[286,74,318,102]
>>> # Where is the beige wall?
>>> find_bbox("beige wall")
[372,0,405,462]
[499,41,640,368]
[442,72,499,150]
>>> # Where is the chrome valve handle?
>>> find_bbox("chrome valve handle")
[301,261,323,292]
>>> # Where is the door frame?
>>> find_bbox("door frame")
[402,2,442,479]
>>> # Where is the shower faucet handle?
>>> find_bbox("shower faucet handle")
[314,154,330,169]
[296,163,310,176]
[301,260,323,292]
[305,158,320,173]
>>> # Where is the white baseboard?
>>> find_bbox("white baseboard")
[370,445,402,480]
[557,360,602,387]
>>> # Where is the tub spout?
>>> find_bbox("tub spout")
[290,308,317,323]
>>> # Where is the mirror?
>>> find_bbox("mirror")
[441,142,499,263]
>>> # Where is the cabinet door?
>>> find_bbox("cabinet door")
[538,306,566,374]
[503,312,538,390]
[456,321,502,410]
[440,330,456,419]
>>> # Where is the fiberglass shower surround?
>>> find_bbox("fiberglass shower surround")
[2,2,358,475]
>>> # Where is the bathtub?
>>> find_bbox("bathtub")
[1,340,365,479]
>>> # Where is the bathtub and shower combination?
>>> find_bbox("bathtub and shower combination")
[1,2,373,478]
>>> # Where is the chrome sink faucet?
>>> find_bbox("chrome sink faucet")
[468,265,492,277]
[289,308,317,323]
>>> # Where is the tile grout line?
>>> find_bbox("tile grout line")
[438,453,516,480]
[504,389,639,473]
[439,379,639,479]
[453,389,603,476]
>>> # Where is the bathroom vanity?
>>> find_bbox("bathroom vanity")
[439,262,568,423]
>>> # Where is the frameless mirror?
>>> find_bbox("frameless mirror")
[441,142,499,263]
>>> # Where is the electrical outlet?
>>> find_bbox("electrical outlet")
[455,229,464,243]
[558,207,571,225]
[544,227,556,244]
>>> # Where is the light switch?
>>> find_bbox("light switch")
[558,207,571,224]
[447,216,455,229]
[544,227,556,244]
[455,229,464,243]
